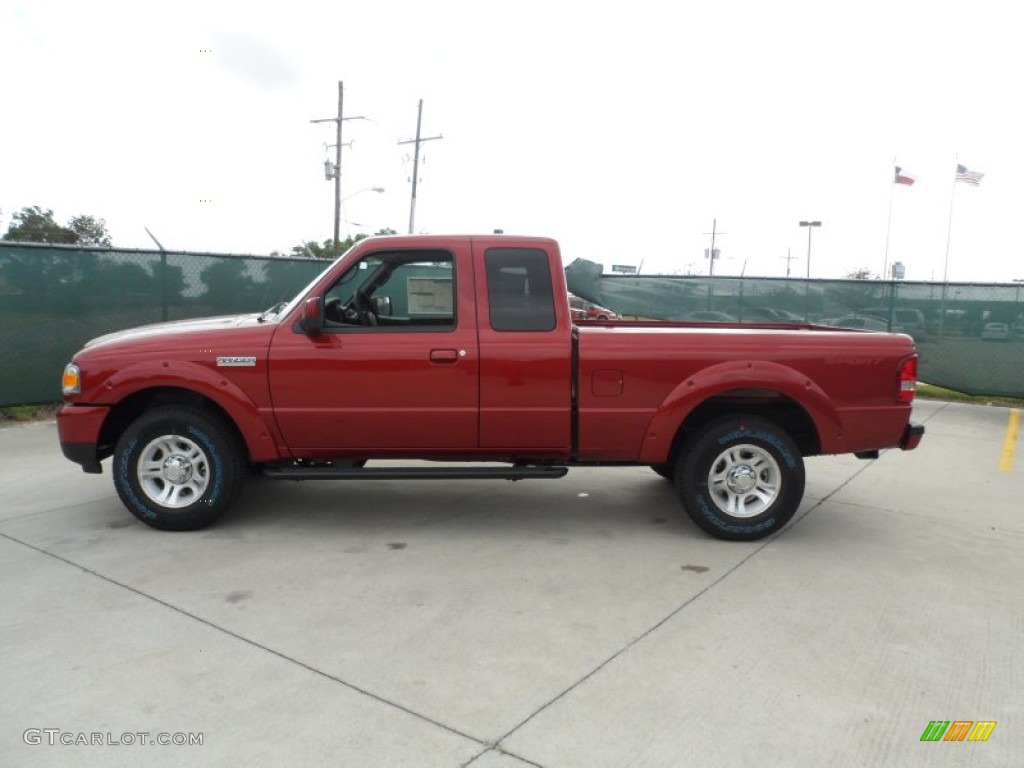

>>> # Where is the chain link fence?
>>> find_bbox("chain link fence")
[0,243,324,406]
[2,245,1022,406]
[565,259,1024,398]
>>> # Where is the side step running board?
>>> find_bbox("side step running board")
[262,465,569,481]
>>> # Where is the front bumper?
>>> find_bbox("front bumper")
[899,422,925,451]
[57,405,110,473]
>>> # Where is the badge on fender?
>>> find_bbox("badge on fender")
[216,356,257,367]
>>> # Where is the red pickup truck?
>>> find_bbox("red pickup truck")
[58,234,923,541]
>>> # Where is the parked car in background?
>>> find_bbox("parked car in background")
[864,308,929,341]
[568,293,619,320]
[827,315,890,332]
[674,310,738,322]
[981,322,1010,341]
[772,309,807,323]
[733,307,806,323]
[737,306,788,323]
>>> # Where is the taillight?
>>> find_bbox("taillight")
[898,356,917,403]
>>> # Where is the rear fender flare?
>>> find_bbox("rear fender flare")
[637,360,844,463]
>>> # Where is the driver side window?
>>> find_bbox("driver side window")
[322,249,455,332]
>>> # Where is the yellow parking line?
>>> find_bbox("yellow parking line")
[999,409,1020,472]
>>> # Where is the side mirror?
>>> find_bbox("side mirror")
[373,295,393,317]
[302,297,323,333]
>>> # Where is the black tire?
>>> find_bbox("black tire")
[676,416,804,541]
[113,406,245,531]
[650,463,675,481]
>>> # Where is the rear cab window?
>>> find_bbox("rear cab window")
[485,248,556,332]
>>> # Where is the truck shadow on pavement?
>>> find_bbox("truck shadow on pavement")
[221,467,696,540]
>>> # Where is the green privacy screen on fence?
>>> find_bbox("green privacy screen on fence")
[0,242,325,406]
[2,242,1023,406]
[564,259,1024,399]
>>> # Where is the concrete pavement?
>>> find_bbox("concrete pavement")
[1,399,1020,767]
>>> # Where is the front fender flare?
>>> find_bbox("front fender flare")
[637,360,845,463]
[94,360,285,463]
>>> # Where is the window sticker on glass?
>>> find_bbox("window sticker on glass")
[408,277,453,315]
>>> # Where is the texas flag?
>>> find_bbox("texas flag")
[894,166,916,186]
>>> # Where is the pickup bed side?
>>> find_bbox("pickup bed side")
[575,328,917,462]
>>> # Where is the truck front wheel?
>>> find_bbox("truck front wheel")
[676,416,804,541]
[113,407,245,531]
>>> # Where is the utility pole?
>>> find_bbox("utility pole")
[702,219,727,277]
[310,81,369,258]
[398,99,443,234]
[332,82,342,257]
[781,247,798,277]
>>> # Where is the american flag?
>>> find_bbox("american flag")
[955,164,984,186]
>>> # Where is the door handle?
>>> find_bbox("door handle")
[430,349,467,363]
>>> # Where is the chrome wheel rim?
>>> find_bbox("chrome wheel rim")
[707,443,781,518]
[137,434,210,508]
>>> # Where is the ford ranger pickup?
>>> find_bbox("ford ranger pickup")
[58,234,924,540]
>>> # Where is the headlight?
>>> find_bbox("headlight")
[62,363,81,395]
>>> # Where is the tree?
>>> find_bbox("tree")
[68,215,112,246]
[3,206,77,244]
[283,229,399,260]
[288,239,336,259]
[2,206,112,245]
[844,267,875,280]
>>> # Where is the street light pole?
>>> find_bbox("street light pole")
[339,187,385,237]
[799,220,822,279]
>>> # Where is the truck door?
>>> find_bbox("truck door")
[269,245,480,454]
[476,244,572,454]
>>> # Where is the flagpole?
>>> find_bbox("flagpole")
[942,153,959,284]
[938,154,959,338]
[883,156,896,279]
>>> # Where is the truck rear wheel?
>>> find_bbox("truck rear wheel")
[676,416,804,541]
[113,407,245,531]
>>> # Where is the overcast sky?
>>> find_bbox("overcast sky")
[2,0,1021,282]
